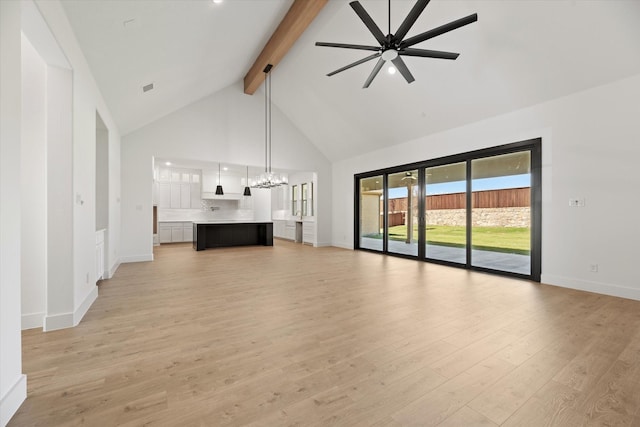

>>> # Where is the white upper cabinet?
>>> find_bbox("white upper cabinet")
[155,167,202,209]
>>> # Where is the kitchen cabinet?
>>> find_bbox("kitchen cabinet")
[159,221,193,243]
[158,183,170,208]
[156,167,201,209]
[303,222,315,246]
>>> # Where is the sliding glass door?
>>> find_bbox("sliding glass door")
[424,162,467,264]
[471,152,532,275]
[354,139,541,281]
[387,170,419,257]
[358,175,384,251]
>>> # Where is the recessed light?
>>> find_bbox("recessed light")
[165,162,171,166]
[223,167,228,171]
[212,0,223,4]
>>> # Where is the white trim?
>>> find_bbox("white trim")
[329,242,351,250]
[106,258,121,279]
[73,286,98,326]
[0,374,26,426]
[120,254,153,263]
[542,274,640,302]
[21,311,44,330]
[44,311,74,331]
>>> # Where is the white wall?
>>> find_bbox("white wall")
[96,116,109,231]
[332,73,640,301]
[1,1,27,424]
[20,35,47,330]
[121,82,332,261]
[34,0,123,325]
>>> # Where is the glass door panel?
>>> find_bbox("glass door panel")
[471,152,531,274]
[387,170,419,257]
[424,162,467,264]
[359,175,383,251]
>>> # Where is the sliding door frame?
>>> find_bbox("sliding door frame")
[354,138,542,282]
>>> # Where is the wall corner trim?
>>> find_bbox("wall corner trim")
[107,258,121,279]
[21,312,45,330]
[541,274,640,302]
[74,286,98,326]
[0,374,27,426]
[120,254,154,263]
[44,312,74,332]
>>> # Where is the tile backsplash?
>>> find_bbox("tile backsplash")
[158,199,254,222]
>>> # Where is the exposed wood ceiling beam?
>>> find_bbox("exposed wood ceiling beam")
[244,0,328,95]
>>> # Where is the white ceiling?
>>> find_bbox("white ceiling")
[60,0,640,161]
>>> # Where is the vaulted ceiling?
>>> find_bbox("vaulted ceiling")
[60,0,640,161]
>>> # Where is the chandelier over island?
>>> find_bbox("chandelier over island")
[251,64,288,189]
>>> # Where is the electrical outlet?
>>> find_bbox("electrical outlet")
[569,198,585,207]
[590,264,598,273]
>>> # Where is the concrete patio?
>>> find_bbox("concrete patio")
[360,237,530,276]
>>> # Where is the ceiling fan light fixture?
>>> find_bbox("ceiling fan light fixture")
[315,0,477,87]
[381,49,398,61]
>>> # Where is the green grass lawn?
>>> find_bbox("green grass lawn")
[366,225,530,255]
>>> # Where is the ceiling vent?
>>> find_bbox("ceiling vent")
[142,83,154,93]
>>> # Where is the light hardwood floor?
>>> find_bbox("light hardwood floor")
[11,241,640,426]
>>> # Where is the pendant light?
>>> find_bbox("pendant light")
[243,166,251,196]
[215,163,224,195]
[251,64,288,189]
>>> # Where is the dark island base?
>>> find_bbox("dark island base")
[193,222,273,251]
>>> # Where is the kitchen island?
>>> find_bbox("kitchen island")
[192,220,273,251]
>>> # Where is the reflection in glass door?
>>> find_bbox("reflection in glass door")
[471,152,531,275]
[387,170,418,257]
[424,162,467,264]
[358,175,384,251]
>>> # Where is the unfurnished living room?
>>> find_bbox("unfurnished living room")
[1,0,640,426]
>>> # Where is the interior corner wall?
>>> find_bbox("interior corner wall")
[45,64,75,331]
[120,82,332,261]
[332,73,640,301]
[1,0,27,424]
[34,0,122,325]
[21,34,48,330]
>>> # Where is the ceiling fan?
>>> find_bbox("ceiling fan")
[315,0,477,88]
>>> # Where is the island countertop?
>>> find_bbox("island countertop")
[191,220,273,225]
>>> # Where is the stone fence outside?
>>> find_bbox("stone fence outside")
[424,207,530,228]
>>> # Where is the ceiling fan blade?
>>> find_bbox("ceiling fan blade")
[391,56,415,84]
[363,57,385,88]
[400,47,459,60]
[400,13,478,48]
[394,0,431,42]
[315,42,381,52]
[327,53,381,77]
[350,1,386,45]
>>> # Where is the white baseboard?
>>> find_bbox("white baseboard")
[542,274,640,301]
[44,311,74,331]
[120,254,153,263]
[74,286,98,326]
[0,374,26,426]
[21,311,44,330]
[44,285,99,331]
[106,258,121,279]
[330,242,352,250]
